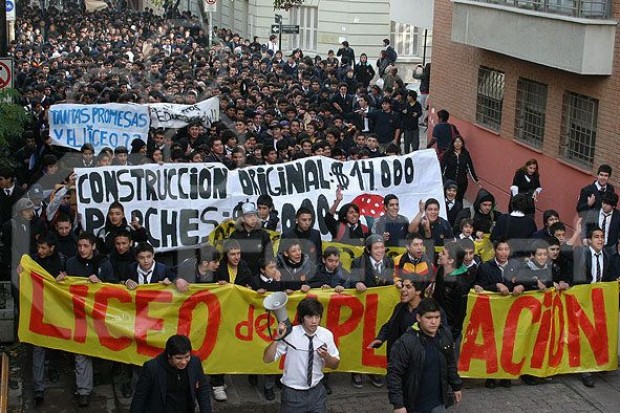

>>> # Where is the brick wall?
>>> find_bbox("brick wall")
[430,1,620,188]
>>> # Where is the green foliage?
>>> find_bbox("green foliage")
[274,0,305,10]
[0,88,34,164]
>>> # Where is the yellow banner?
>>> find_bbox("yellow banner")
[458,283,619,378]
[207,220,494,270]
[18,255,400,374]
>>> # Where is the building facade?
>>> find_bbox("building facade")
[141,0,432,81]
[430,0,620,225]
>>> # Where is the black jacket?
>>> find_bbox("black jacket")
[348,253,394,287]
[229,220,273,275]
[308,263,347,289]
[442,150,478,184]
[433,265,475,338]
[32,251,66,278]
[354,62,375,87]
[96,220,148,255]
[130,353,212,413]
[453,188,500,235]
[475,258,520,292]
[387,324,462,411]
[0,186,26,226]
[65,254,118,283]
[280,226,323,263]
[576,181,615,214]
[490,214,537,256]
[213,259,253,288]
[445,199,464,228]
[126,261,175,284]
[109,248,136,282]
[582,208,620,250]
[572,246,611,284]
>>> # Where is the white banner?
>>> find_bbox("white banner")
[85,0,108,12]
[49,103,150,153]
[149,97,220,129]
[75,150,444,252]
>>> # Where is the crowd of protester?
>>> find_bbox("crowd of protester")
[1,3,619,410]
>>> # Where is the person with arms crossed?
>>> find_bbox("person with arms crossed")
[263,298,340,413]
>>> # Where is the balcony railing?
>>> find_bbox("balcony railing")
[469,0,612,19]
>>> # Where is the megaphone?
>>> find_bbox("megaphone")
[263,291,292,340]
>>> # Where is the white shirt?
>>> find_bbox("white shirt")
[361,106,370,132]
[595,181,607,192]
[267,41,278,51]
[137,262,155,285]
[4,184,15,196]
[274,325,339,390]
[369,256,383,273]
[589,246,603,284]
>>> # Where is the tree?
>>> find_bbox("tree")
[0,88,35,166]
[274,0,305,10]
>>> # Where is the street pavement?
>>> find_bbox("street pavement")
[4,342,620,413]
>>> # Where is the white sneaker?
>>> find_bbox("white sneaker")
[212,386,228,402]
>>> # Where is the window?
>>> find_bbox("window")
[290,6,318,52]
[514,78,547,148]
[471,0,611,19]
[476,67,505,131]
[390,22,421,58]
[560,92,599,168]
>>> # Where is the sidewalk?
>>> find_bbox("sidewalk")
[7,345,620,413]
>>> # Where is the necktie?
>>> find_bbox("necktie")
[140,270,152,285]
[595,253,601,282]
[375,262,382,274]
[601,214,610,234]
[4,189,10,196]
[306,334,314,387]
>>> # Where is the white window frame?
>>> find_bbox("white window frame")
[290,6,318,53]
[390,21,419,58]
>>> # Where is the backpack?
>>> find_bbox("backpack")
[386,46,397,63]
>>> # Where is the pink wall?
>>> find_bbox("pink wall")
[432,117,602,229]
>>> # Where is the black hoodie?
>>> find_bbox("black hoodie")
[453,188,501,235]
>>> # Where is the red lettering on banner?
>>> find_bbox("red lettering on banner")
[325,294,363,348]
[361,294,385,368]
[92,286,132,352]
[458,295,498,373]
[255,313,277,342]
[177,290,222,360]
[501,296,540,375]
[29,272,71,339]
[70,285,89,343]
[134,290,173,357]
[235,305,256,341]
[530,292,552,369]
[548,293,565,367]
[566,288,609,367]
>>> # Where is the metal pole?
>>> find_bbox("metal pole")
[278,22,282,53]
[208,11,212,46]
[422,29,428,66]
[0,0,7,57]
